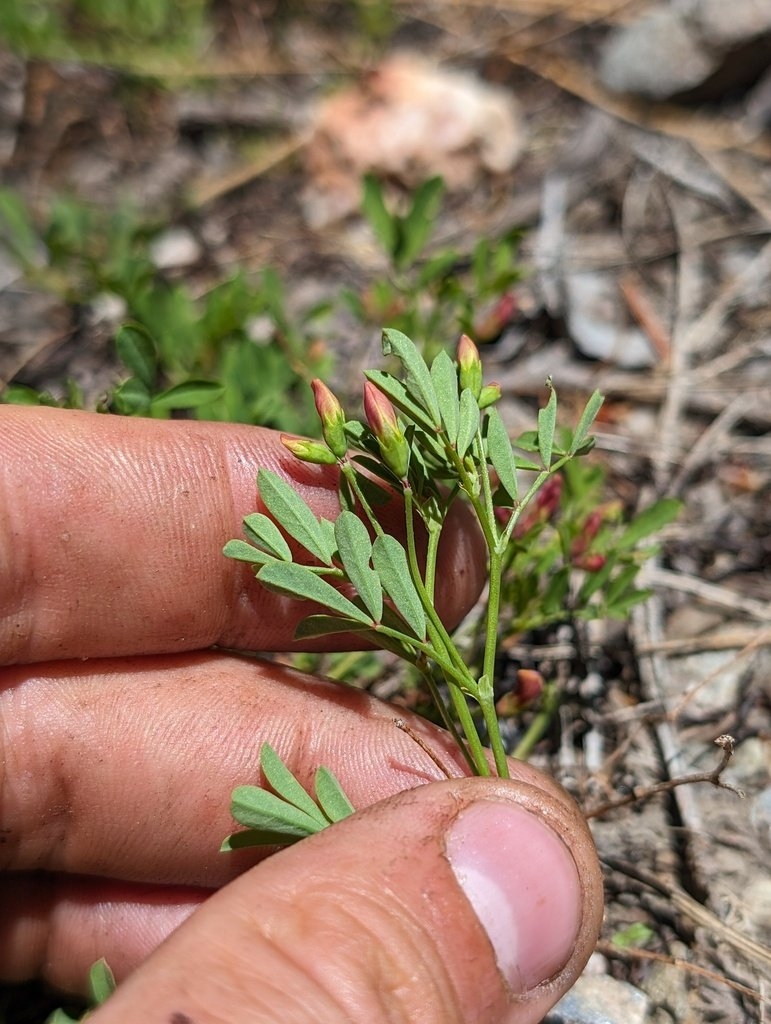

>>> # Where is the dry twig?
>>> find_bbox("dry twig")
[584,734,744,819]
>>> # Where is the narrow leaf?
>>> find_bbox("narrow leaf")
[230,785,322,838]
[381,329,441,425]
[221,826,304,849]
[486,408,518,501]
[115,322,157,388]
[362,173,397,256]
[430,349,460,443]
[257,561,372,624]
[88,959,116,1006]
[397,176,444,268]
[569,389,604,455]
[294,614,373,640]
[334,511,383,621]
[455,388,480,458]
[223,539,275,566]
[537,384,557,468]
[150,379,224,411]
[242,512,292,560]
[616,498,681,549]
[257,469,335,565]
[259,743,327,826]
[371,534,426,639]
[315,767,356,823]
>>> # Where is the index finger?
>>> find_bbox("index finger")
[0,407,485,664]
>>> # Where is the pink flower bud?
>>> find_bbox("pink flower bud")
[311,379,347,459]
[574,552,606,573]
[280,434,338,465]
[473,292,518,343]
[363,380,410,479]
[457,333,483,398]
[495,669,544,716]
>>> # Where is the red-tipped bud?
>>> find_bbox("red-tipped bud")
[363,380,410,479]
[574,552,606,573]
[457,333,483,399]
[495,669,545,717]
[571,509,604,560]
[280,434,338,465]
[478,382,501,409]
[513,474,563,538]
[473,293,518,343]
[311,379,347,459]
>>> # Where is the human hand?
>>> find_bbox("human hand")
[0,406,603,1023]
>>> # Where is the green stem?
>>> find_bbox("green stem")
[499,455,572,552]
[402,487,490,776]
[512,683,561,760]
[340,462,385,537]
[480,548,509,778]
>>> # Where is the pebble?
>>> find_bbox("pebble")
[599,8,715,100]
[599,0,771,100]
[545,974,652,1024]
[149,227,201,270]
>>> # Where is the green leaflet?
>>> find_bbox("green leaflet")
[455,388,480,458]
[257,468,335,565]
[222,539,274,565]
[381,328,441,425]
[362,173,397,255]
[150,379,224,411]
[334,510,383,621]
[294,614,374,640]
[537,384,557,468]
[257,562,373,625]
[430,349,460,443]
[570,389,604,455]
[259,743,328,826]
[616,498,682,549]
[228,786,324,840]
[242,512,292,560]
[114,322,156,388]
[371,534,426,639]
[486,407,518,501]
[88,959,116,1006]
[315,766,356,823]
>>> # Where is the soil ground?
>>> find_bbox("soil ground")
[1,3,770,1021]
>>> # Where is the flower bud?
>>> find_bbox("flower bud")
[477,382,501,409]
[363,380,410,479]
[574,552,606,573]
[311,379,347,459]
[457,334,483,399]
[280,434,338,465]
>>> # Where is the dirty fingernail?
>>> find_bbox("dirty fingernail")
[446,802,582,993]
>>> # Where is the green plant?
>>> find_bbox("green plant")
[222,329,612,844]
[346,175,522,357]
[0,0,208,66]
[0,191,331,431]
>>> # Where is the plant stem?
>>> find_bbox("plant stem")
[402,487,490,776]
[512,682,560,760]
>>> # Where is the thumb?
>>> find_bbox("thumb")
[91,777,603,1024]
